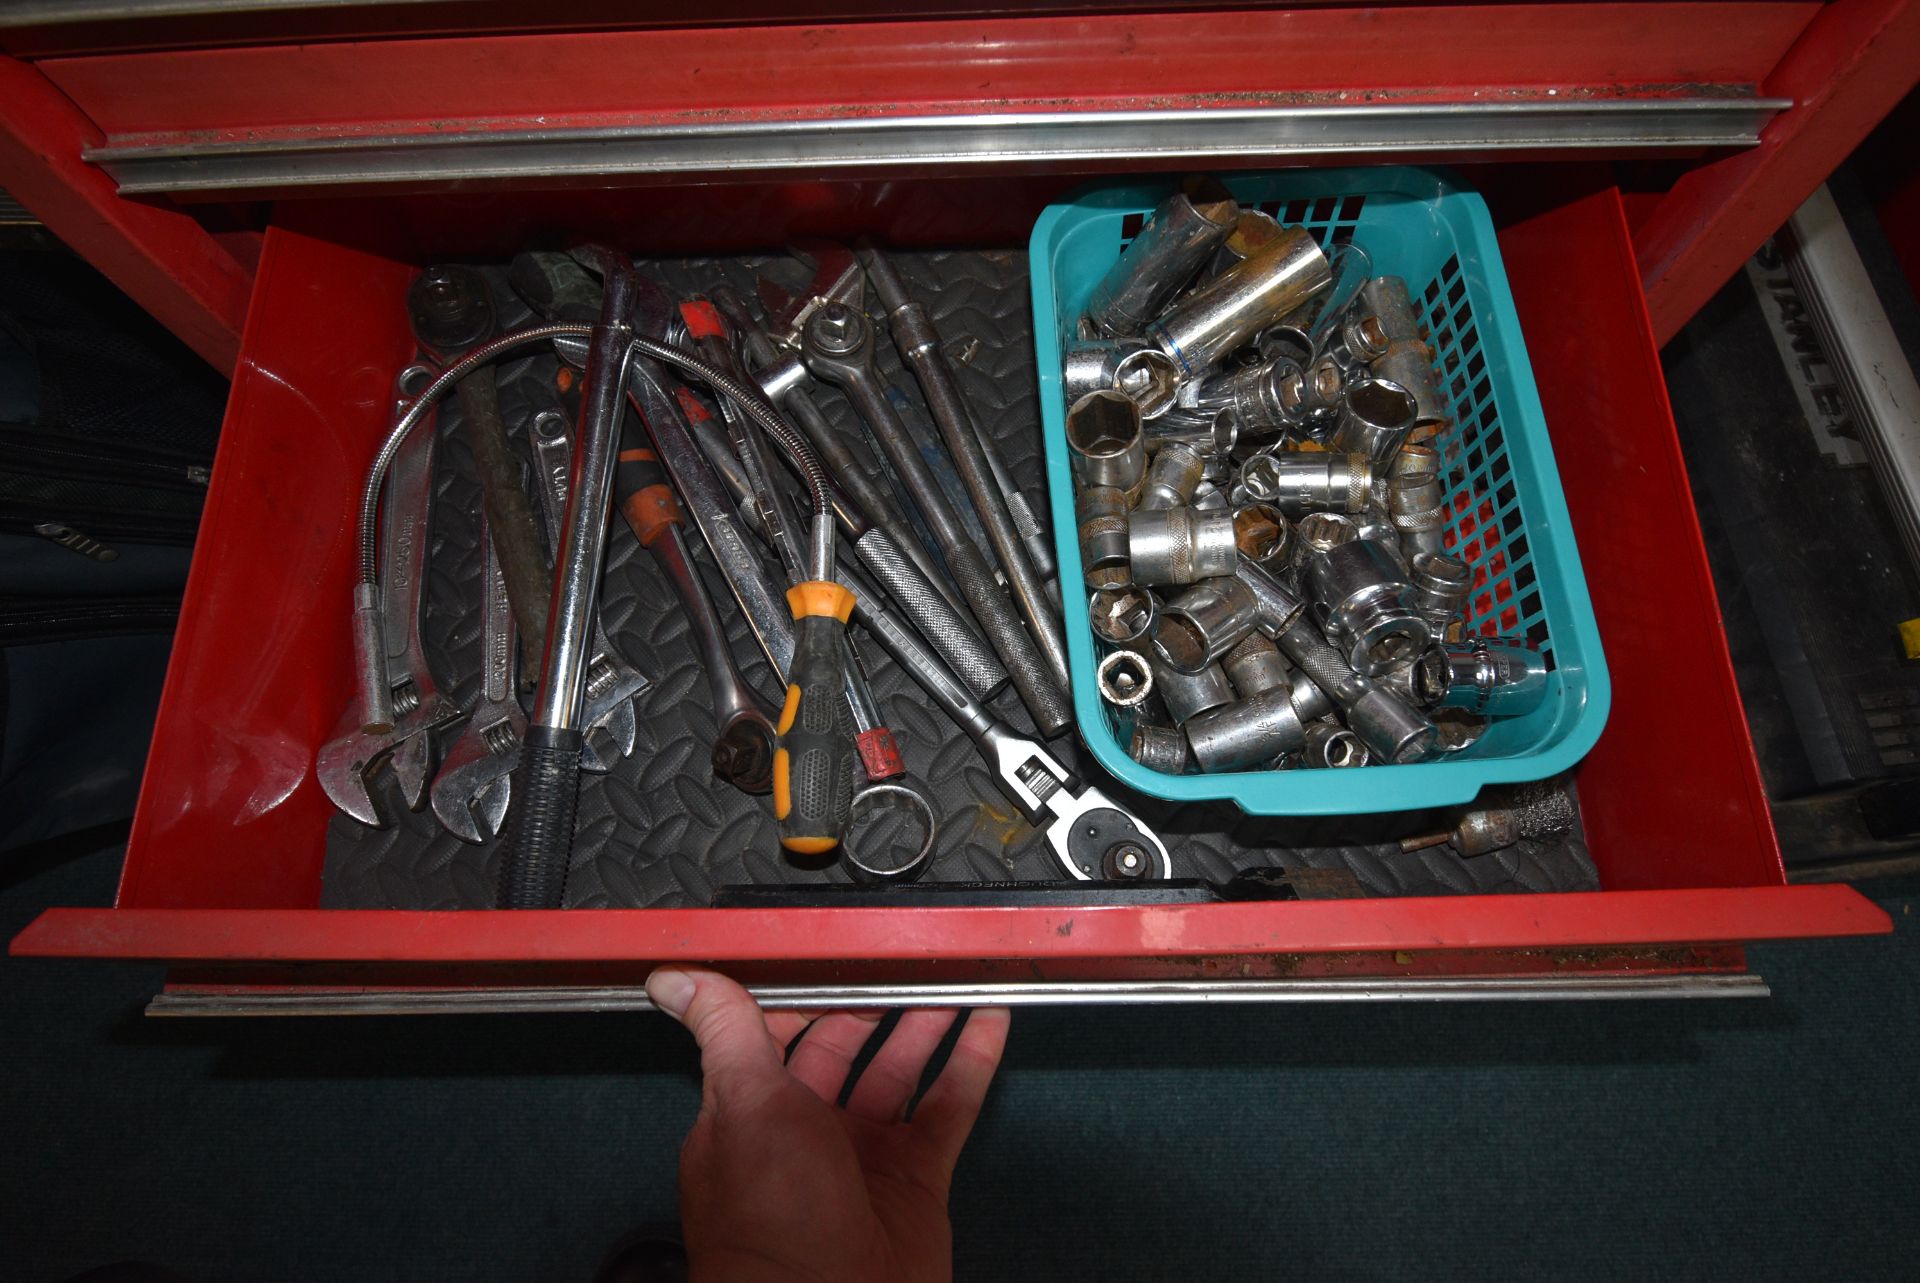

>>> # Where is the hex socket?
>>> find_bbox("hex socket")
[1076,485,1132,588]
[1153,575,1260,672]
[1185,688,1308,771]
[1258,451,1373,517]
[1112,347,1182,419]
[1387,473,1447,533]
[1087,183,1239,337]
[1409,552,1471,632]
[1324,310,1391,369]
[1152,656,1236,724]
[1128,721,1192,774]
[1149,225,1332,377]
[1067,390,1146,494]
[1290,511,1357,576]
[1221,631,1291,697]
[1306,538,1432,677]
[1186,358,1304,434]
[1089,584,1157,653]
[1062,339,1127,404]
[1128,506,1238,585]
[1232,501,1291,569]
[1302,720,1371,769]
[1331,377,1420,467]
[1372,340,1448,442]
[1097,649,1155,709]
[1138,440,1208,511]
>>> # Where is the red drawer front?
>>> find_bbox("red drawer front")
[8,170,1889,985]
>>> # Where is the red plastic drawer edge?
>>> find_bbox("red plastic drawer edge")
[10,887,1890,965]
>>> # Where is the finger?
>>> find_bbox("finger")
[784,1010,886,1103]
[844,1008,961,1124]
[764,1009,821,1050]
[911,1007,1011,1170]
[645,967,784,1097]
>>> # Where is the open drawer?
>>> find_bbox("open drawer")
[8,167,1890,1012]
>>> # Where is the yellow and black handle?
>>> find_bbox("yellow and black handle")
[775,581,857,856]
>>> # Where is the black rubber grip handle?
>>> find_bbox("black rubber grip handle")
[496,724,582,909]
[776,588,856,856]
[946,537,1075,738]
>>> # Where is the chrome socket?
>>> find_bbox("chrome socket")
[1145,407,1238,458]
[1152,656,1236,724]
[1302,720,1371,769]
[1112,347,1183,420]
[1087,182,1239,337]
[1184,358,1306,435]
[1323,309,1391,370]
[1153,575,1261,672]
[1128,506,1238,586]
[1371,340,1448,439]
[1232,501,1291,569]
[1259,452,1373,517]
[1293,356,1347,442]
[1331,377,1420,467]
[1062,338,1130,404]
[1306,538,1432,677]
[1149,225,1333,378]
[1185,688,1308,772]
[1076,485,1133,588]
[1428,637,1549,717]
[1289,667,1333,723]
[1128,720,1193,775]
[1408,552,1471,632]
[1097,649,1155,709]
[1067,390,1147,494]
[1138,440,1208,511]
[1089,584,1157,654]
[1290,510,1358,576]
[1353,505,1401,548]
[1192,478,1229,512]
[1221,631,1291,697]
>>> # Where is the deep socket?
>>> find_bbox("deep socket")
[1149,225,1332,377]
[1087,181,1239,337]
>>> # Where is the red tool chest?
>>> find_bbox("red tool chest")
[3,4,1912,1011]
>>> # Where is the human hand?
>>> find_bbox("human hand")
[645,968,1010,1283]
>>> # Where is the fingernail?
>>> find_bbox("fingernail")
[646,968,697,1019]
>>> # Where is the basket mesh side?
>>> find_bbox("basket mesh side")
[1421,255,1555,665]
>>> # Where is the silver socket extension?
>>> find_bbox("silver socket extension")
[1067,390,1147,494]
[1154,575,1261,672]
[1185,688,1309,771]
[1128,506,1238,586]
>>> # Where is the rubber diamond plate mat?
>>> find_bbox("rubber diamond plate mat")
[321,251,1597,908]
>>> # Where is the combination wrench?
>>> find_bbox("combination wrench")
[428,506,524,842]
[318,366,463,827]
[803,302,1075,739]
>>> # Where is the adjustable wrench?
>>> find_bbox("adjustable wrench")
[804,303,1074,738]
[526,412,649,772]
[428,506,525,842]
[318,368,463,826]
[837,563,1172,880]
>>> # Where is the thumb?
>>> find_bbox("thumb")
[646,967,784,1095]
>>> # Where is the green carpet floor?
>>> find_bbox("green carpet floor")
[5,842,1914,1282]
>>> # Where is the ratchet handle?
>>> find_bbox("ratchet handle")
[614,420,683,549]
[775,582,857,855]
[496,725,582,909]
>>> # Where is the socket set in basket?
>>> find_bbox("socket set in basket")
[319,237,1600,910]
[1034,169,1610,816]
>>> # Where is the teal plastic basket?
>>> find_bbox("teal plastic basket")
[1031,167,1610,815]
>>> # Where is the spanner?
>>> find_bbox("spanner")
[318,366,464,827]
[526,410,649,773]
[428,506,525,842]
[837,563,1172,880]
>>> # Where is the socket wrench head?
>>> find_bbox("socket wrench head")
[1303,720,1371,769]
[1152,656,1236,724]
[1128,721,1193,775]
[1097,649,1155,709]
[1149,225,1332,377]
[1221,630,1291,697]
[1112,347,1183,420]
[1185,688,1308,771]
[1232,501,1291,569]
[1409,551,1471,632]
[1331,377,1420,467]
[1371,340,1448,440]
[1087,180,1239,337]
[1068,390,1147,493]
[1153,575,1260,672]
[1432,637,1549,716]
[1262,451,1373,517]
[1089,584,1157,653]
[1138,439,1208,511]
[1077,484,1133,588]
[1128,506,1238,586]
[1306,537,1432,677]
[1358,276,1421,345]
